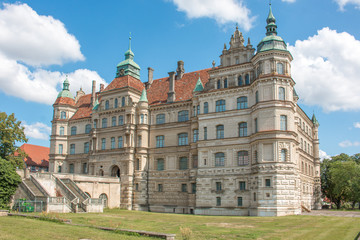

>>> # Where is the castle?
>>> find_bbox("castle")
[49,6,321,216]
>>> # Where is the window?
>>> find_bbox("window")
[84,142,89,153]
[137,135,142,147]
[140,114,145,124]
[58,165,62,173]
[70,144,75,155]
[216,197,221,206]
[254,150,258,163]
[197,105,200,115]
[121,97,125,107]
[94,121,97,129]
[239,181,246,190]
[237,97,248,109]
[254,192,257,201]
[69,164,74,174]
[102,118,107,128]
[239,122,247,137]
[156,136,164,148]
[281,149,286,161]
[204,127,207,140]
[238,76,243,86]
[114,98,118,108]
[118,136,123,148]
[157,159,164,171]
[111,137,115,149]
[277,62,284,74]
[112,117,116,127]
[135,183,139,191]
[217,79,221,89]
[179,157,188,170]
[156,114,165,124]
[238,151,249,166]
[215,152,225,167]
[193,129,199,143]
[280,115,287,131]
[245,74,250,85]
[59,127,64,136]
[224,78,228,88]
[71,126,77,135]
[254,118,258,133]
[216,182,222,191]
[58,144,63,154]
[216,125,224,139]
[192,183,196,194]
[178,110,189,122]
[136,159,140,171]
[85,124,91,134]
[215,100,226,112]
[181,184,187,192]
[204,102,208,114]
[60,111,66,119]
[237,197,243,207]
[101,138,106,150]
[193,106,196,117]
[118,116,124,125]
[192,155,198,168]
[158,184,163,192]
[255,91,259,103]
[178,133,188,146]
[265,179,271,187]
[83,163,87,174]
[301,138,303,149]
[105,100,109,110]
[279,87,285,100]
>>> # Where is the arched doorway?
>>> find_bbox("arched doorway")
[84,192,91,198]
[110,165,120,178]
[99,193,108,208]
[99,169,104,176]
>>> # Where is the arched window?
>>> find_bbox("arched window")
[216,125,224,139]
[239,122,247,137]
[157,159,164,171]
[224,78,228,88]
[237,97,248,109]
[178,110,189,122]
[281,149,286,162]
[179,157,188,170]
[121,97,125,107]
[277,63,284,74]
[245,74,250,85]
[59,126,64,136]
[85,124,91,134]
[105,100,109,110]
[114,98,118,108]
[60,111,66,119]
[237,151,249,166]
[102,118,107,128]
[238,76,243,86]
[279,87,285,100]
[215,152,225,167]
[217,79,221,89]
[178,133,188,146]
[111,165,120,177]
[99,193,108,208]
[71,126,77,135]
[255,91,259,103]
[156,114,165,124]
[204,102,209,114]
[215,100,226,112]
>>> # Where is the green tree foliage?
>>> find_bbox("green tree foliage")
[0,157,22,209]
[0,112,27,168]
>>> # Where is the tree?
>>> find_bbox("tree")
[0,157,21,209]
[0,112,27,168]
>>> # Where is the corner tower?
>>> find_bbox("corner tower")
[116,35,141,80]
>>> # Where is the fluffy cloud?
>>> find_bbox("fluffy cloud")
[22,122,51,140]
[339,140,360,147]
[354,122,360,128]
[169,0,255,31]
[0,3,106,105]
[289,28,360,112]
[335,0,360,10]
[319,149,331,161]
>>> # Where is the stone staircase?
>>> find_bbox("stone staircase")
[23,179,46,198]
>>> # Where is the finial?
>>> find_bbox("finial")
[129,32,132,50]
[247,37,251,45]
[212,60,216,68]
[269,0,272,6]
[236,23,238,30]
[223,43,227,50]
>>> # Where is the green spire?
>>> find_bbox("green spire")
[116,33,141,79]
[57,76,74,99]
[139,89,148,102]
[92,98,99,110]
[193,77,204,92]
[312,113,320,127]
[266,4,277,36]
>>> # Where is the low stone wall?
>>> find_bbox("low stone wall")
[0,210,9,216]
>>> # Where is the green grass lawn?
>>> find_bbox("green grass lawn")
[3,209,360,240]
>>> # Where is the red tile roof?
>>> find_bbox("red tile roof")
[71,94,92,120]
[17,144,49,167]
[104,75,144,93]
[147,68,210,106]
[54,97,75,106]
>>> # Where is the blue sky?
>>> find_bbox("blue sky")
[0,0,359,158]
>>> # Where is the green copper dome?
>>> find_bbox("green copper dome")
[116,35,141,80]
[139,89,148,102]
[193,77,204,92]
[57,77,74,99]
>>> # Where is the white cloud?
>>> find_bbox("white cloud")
[0,3,84,66]
[335,0,360,10]
[339,140,360,147]
[354,122,360,128]
[22,122,51,140]
[0,3,106,105]
[289,28,360,112]
[169,0,255,31]
[319,149,331,161]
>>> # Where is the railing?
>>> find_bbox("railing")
[88,198,103,205]
[20,181,35,200]
[30,175,50,197]
[54,177,78,203]
[61,179,89,202]
[48,197,66,204]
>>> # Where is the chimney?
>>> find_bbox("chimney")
[147,67,154,89]
[176,60,184,80]
[100,84,104,92]
[167,71,176,102]
[91,80,96,107]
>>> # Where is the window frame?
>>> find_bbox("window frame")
[179,157,188,170]
[156,114,165,124]
[237,96,248,109]
[216,125,224,139]
[238,122,247,137]
[102,118,108,128]
[71,126,77,136]
[215,100,226,112]
[178,110,189,122]
[178,133,188,146]
[156,135,164,148]
[237,151,249,166]
[215,152,225,167]
[157,158,165,171]
[203,102,209,114]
